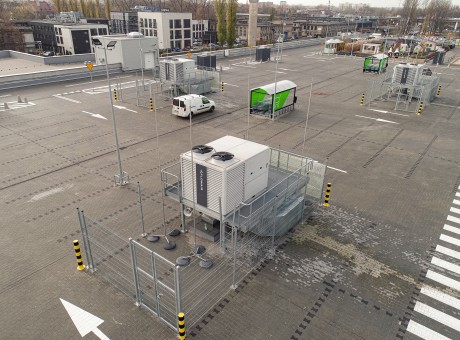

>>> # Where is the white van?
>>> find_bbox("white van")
[172,94,215,117]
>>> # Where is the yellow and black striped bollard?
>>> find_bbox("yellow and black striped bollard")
[221,82,224,93]
[360,93,365,106]
[436,85,441,96]
[417,101,423,116]
[74,240,85,271]
[149,97,153,112]
[323,183,332,207]
[178,312,186,340]
[114,88,118,101]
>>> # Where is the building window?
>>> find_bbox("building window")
[184,30,190,39]
[170,20,173,29]
[59,28,62,35]
[153,19,157,29]
[170,30,174,39]
[175,30,182,39]
[153,30,157,37]
[184,39,191,48]
[174,19,182,29]
[184,19,190,28]
[149,19,152,28]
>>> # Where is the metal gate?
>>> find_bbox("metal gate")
[129,239,180,330]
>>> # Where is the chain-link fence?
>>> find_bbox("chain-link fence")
[77,147,327,333]
[364,69,441,113]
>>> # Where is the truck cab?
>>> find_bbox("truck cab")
[172,95,215,117]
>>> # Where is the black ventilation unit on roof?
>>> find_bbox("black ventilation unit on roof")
[211,152,234,161]
[192,145,214,154]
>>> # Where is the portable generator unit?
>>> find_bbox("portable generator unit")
[180,136,270,216]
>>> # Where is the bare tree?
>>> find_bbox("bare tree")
[424,0,451,34]
[400,0,419,34]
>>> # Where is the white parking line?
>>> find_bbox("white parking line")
[431,256,460,275]
[0,94,12,98]
[454,199,460,206]
[406,320,450,340]
[421,285,460,311]
[223,83,240,87]
[267,70,286,74]
[444,224,460,235]
[414,301,460,332]
[436,245,460,261]
[53,95,81,103]
[447,215,460,225]
[426,270,460,291]
[233,64,256,69]
[327,166,347,174]
[440,234,460,247]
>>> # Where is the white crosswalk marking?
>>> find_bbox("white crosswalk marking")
[421,285,460,311]
[440,234,460,247]
[453,199,460,206]
[447,215,460,225]
[451,207,460,215]
[436,245,460,261]
[414,301,460,332]
[456,192,460,198]
[406,320,451,340]
[443,224,460,235]
[431,256,460,275]
[426,270,460,291]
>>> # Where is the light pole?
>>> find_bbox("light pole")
[92,38,128,186]
[137,32,145,87]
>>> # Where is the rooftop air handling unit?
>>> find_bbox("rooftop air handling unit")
[392,63,424,86]
[180,136,270,216]
[160,57,195,84]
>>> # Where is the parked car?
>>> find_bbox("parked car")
[172,94,215,117]
[172,47,181,52]
[42,51,55,57]
[208,43,219,48]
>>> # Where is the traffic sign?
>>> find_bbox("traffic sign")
[86,63,93,71]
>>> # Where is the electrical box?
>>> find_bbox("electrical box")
[392,63,424,86]
[160,57,195,84]
[180,136,270,215]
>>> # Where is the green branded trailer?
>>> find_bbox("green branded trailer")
[249,80,297,120]
[363,54,389,73]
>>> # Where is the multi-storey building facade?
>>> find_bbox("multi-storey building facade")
[137,12,193,50]
[110,11,139,34]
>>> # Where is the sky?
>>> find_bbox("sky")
[240,0,460,8]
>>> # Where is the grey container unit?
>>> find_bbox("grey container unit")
[197,54,216,70]
[256,47,271,62]
[392,63,424,86]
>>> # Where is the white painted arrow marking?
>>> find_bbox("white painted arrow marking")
[60,298,110,340]
[112,105,138,113]
[355,115,399,124]
[82,111,107,120]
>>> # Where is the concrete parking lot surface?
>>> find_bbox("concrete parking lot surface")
[1,45,460,339]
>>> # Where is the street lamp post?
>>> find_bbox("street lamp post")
[92,38,128,186]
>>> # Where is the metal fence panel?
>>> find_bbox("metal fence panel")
[81,214,135,300]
